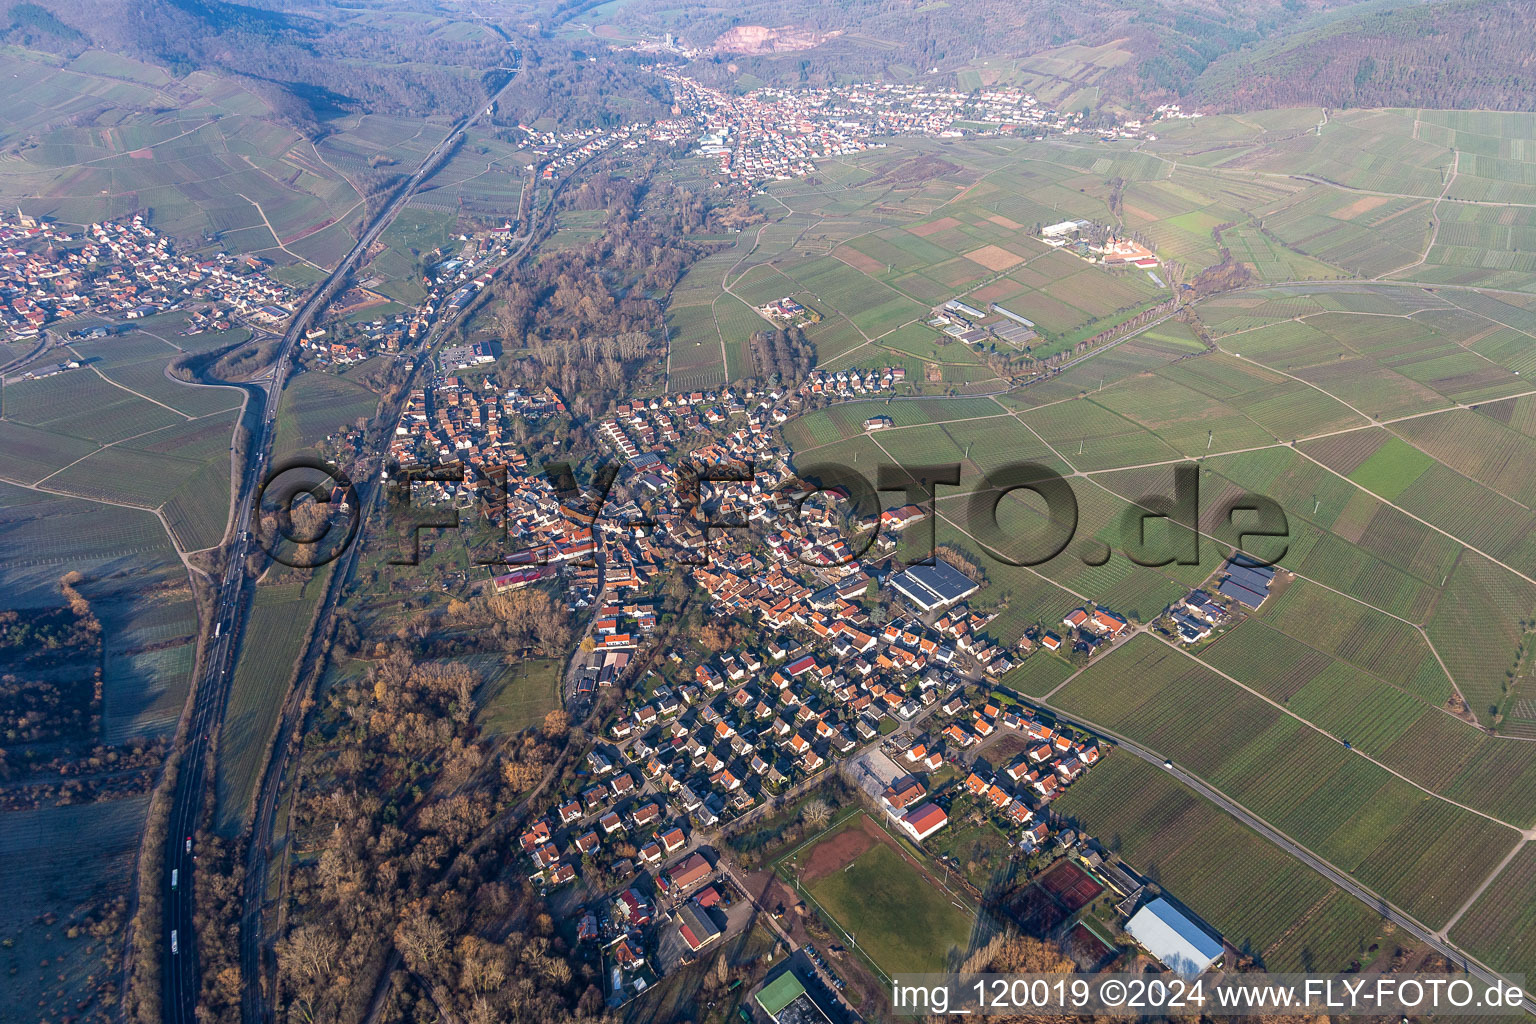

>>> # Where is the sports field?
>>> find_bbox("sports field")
[790,813,975,977]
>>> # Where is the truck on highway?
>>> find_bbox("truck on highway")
[214,622,221,639]
[170,930,179,954]
[171,869,178,890]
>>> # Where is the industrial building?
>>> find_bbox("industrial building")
[888,559,980,611]
[1125,898,1223,976]
[675,901,721,953]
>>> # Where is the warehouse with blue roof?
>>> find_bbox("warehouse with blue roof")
[1125,897,1225,976]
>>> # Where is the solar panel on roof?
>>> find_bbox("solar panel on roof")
[904,560,978,603]
[1217,578,1266,609]
[1228,554,1276,576]
[1225,564,1272,593]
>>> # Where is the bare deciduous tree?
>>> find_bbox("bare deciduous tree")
[802,799,832,829]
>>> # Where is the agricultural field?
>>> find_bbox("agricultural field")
[787,395,1010,449]
[1053,754,1386,972]
[100,596,200,742]
[404,129,528,220]
[0,401,207,749]
[271,369,382,459]
[214,573,329,834]
[0,325,243,552]
[1449,843,1536,983]
[999,651,1076,697]
[13,34,1536,1005]
[368,207,458,303]
[1051,636,1524,927]
[0,50,374,270]
[665,241,760,391]
[0,796,151,1020]
[718,137,1193,383]
[784,274,1536,759]
[1018,398,1183,472]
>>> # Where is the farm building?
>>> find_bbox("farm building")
[990,303,1036,328]
[1100,236,1159,267]
[900,801,950,841]
[1041,219,1091,241]
[889,560,979,611]
[990,320,1037,348]
[1125,898,1223,976]
[1216,558,1275,610]
[676,901,721,952]
[944,298,987,319]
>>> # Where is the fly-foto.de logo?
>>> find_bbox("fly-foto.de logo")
[254,455,1289,571]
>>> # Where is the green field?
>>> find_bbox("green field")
[1051,635,1524,926]
[1054,754,1385,972]
[272,371,381,458]
[1346,436,1436,499]
[215,574,328,834]
[802,827,975,976]
[476,657,561,734]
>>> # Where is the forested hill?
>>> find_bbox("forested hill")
[1,0,517,122]
[1192,0,1536,111]
[603,0,1536,117]
[611,0,1332,104]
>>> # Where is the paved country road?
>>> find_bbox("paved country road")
[160,60,521,1024]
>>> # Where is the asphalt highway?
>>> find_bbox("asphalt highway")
[160,62,520,1024]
